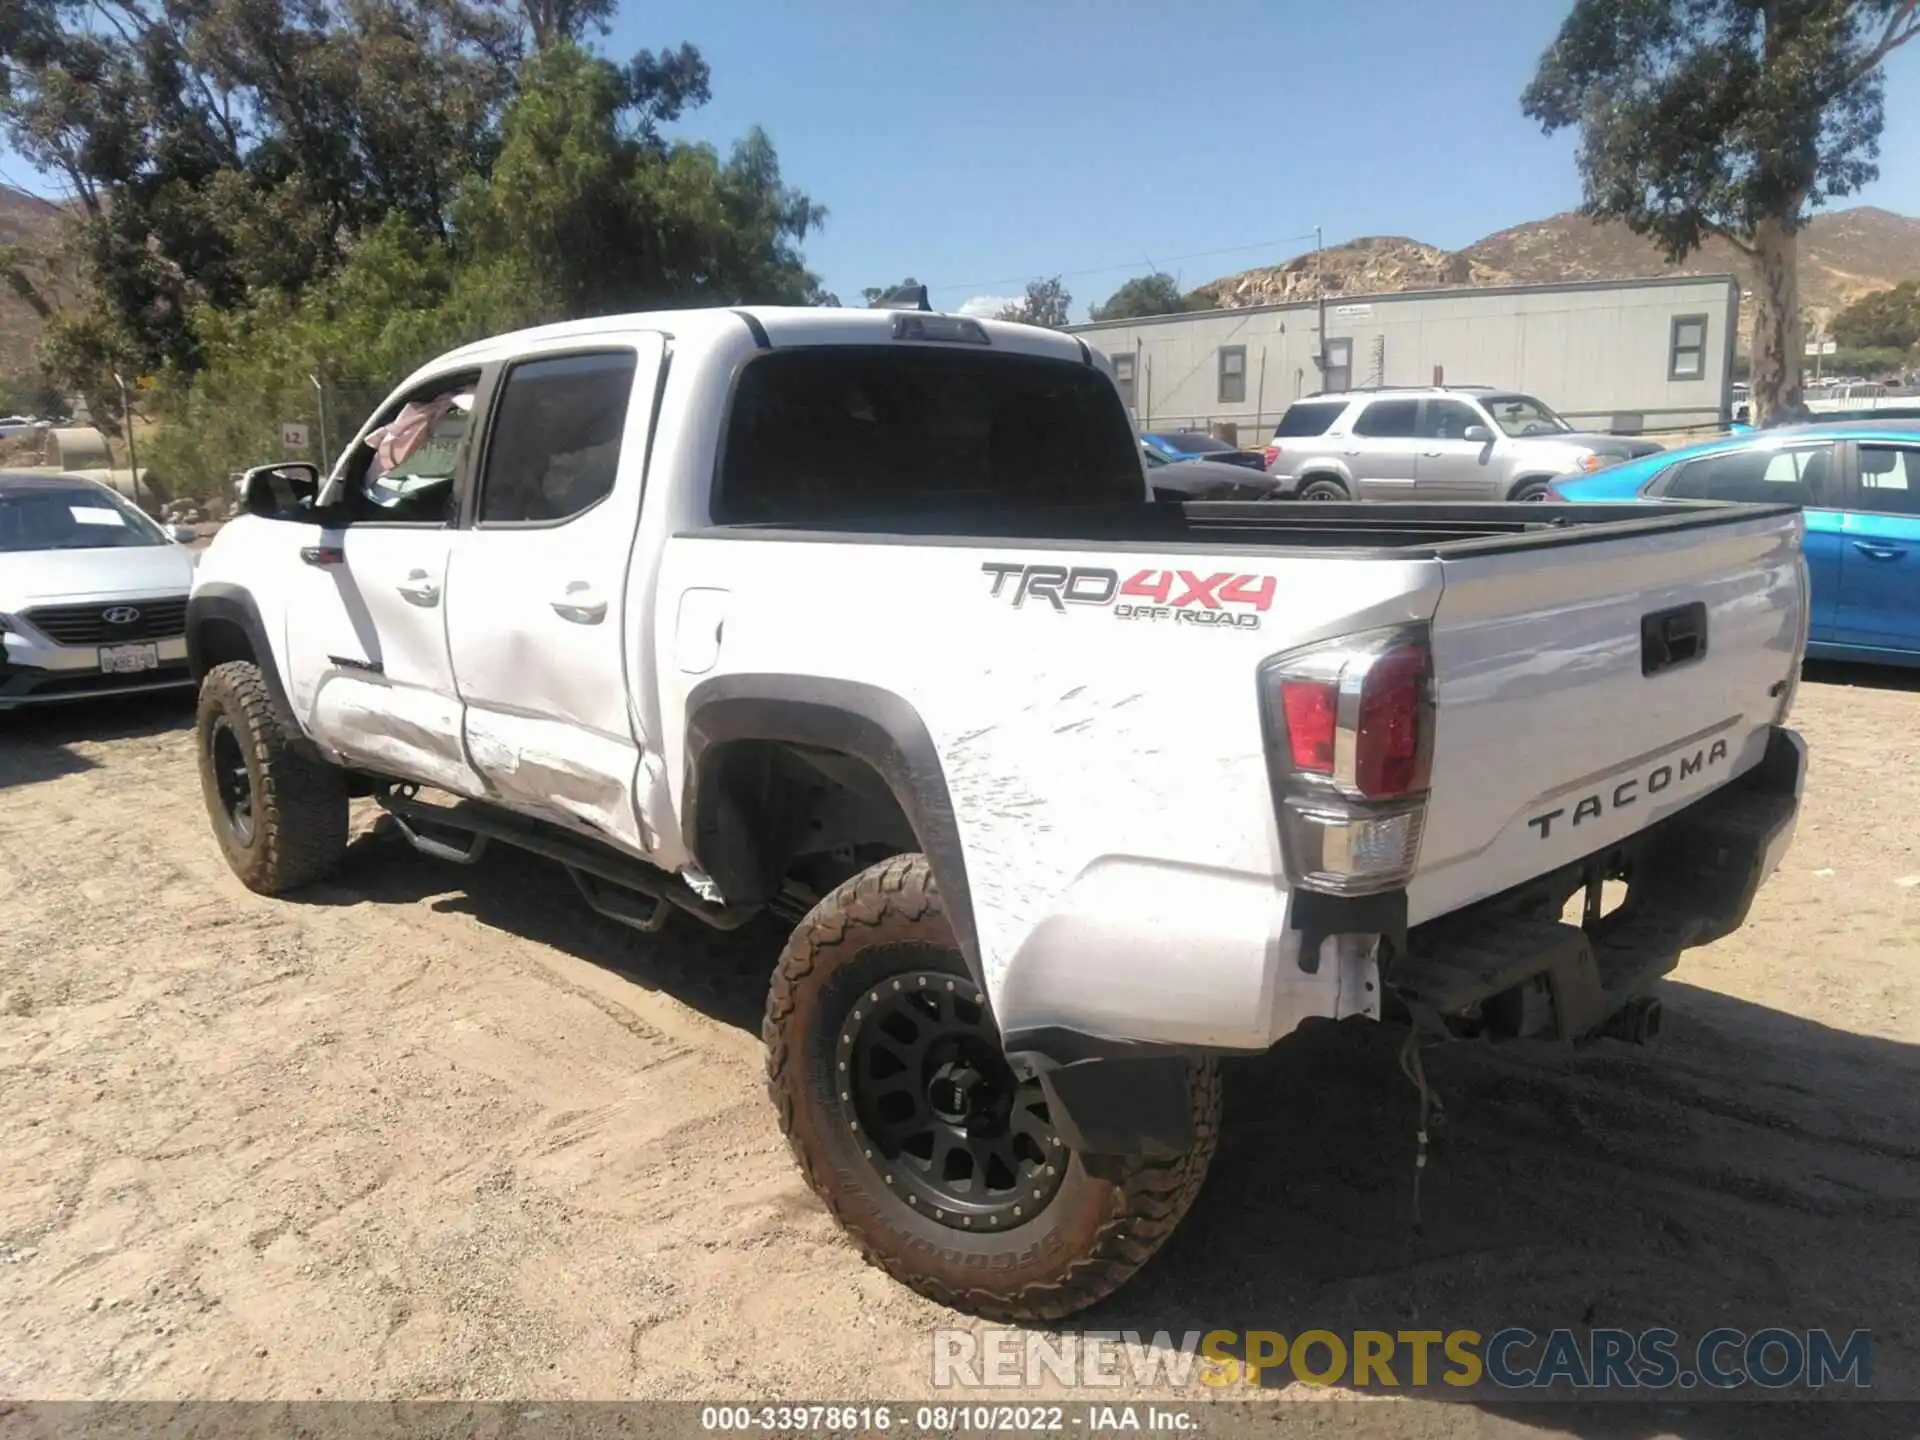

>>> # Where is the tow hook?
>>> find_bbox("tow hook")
[1598,995,1663,1045]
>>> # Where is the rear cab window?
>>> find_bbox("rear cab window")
[712,348,1142,525]
[1272,401,1345,438]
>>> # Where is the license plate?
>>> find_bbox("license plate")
[99,643,160,675]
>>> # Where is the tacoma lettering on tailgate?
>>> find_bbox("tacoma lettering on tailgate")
[1527,738,1731,840]
[981,562,1275,631]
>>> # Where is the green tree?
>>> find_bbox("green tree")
[518,0,617,50]
[1826,343,1909,374]
[1832,278,1920,349]
[1090,272,1190,322]
[998,275,1071,329]
[455,43,823,315]
[1522,0,1920,424]
[145,217,558,499]
[1,0,520,397]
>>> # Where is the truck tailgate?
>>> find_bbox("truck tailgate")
[1410,507,1806,924]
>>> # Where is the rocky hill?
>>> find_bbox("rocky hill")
[0,185,69,378]
[1190,206,1920,340]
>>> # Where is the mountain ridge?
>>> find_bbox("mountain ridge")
[1186,206,1920,341]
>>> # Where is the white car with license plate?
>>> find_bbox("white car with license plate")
[0,471,200,710]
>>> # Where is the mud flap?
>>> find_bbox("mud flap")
[1035,1056,1197,1160]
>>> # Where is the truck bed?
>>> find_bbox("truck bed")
[660,495,1805,1052]
[684,499,1800,557]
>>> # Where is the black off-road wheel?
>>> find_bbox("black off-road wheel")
[1510,479,1555,502]
[195,660,348,894]
[764,853,1220,1321]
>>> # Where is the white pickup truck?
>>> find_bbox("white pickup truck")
[186,301,1809,1321]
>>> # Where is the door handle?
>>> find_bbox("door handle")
[551,581,608,624]
[1852,541,1906,561]
[395,569,441,606]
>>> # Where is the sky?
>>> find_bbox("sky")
[9,0,1920,321]
[608,0,1920,317]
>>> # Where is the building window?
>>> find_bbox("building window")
[1669,314,1709,381]
[1322,337,1353,393]
[1218,345,1247,404]
[1111,352,1136,409]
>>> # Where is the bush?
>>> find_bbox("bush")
[145,220,559,501]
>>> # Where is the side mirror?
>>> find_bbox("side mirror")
[168,524,198,544]
[236,461,321,518]
[1463,425,1494,443]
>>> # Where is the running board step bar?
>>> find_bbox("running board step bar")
[375,788,760,932]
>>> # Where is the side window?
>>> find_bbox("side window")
[1273,400,1344,438]
[1353,398,1419,438]
[344,374,481,524]
[1217,346,1247,405]
[1419,399,1483,440]
[1665,446,1825,504]
[476,351,638,525]
[1855,446,1920,517]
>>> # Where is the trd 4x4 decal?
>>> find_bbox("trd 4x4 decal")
[981,562,1274,630]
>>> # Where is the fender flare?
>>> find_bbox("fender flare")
[681,674,981,980]
[185,584,302,738]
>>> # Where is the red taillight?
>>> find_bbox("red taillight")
[1353,643,1431,799]
[1263,444,1281,469]
[1279,680,1337,774]
[1259,626,1435,897]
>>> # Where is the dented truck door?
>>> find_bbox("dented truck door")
[443,337,669,857]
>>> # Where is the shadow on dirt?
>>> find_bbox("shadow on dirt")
[1099,984,1919,1418]
[1803,657,1920,693]
[0,691,194,791]
[287,826,1918,1422]
[295,819,785,1033]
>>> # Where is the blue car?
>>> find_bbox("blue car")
[1552,420,1920,666]
[1139,431,1266,470]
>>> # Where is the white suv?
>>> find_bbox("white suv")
[1263,387,1664,501]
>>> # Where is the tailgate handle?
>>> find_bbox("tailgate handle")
[1642,602,1708,677]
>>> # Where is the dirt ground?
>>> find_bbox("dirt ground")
[2,668,1917,1433]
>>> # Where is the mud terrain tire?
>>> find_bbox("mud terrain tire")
[196,660,348,894]
[764,852,1220,1321]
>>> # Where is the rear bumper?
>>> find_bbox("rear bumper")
[1387,724,1804,1040]
[998,725,1804,1063]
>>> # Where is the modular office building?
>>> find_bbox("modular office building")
[1068,273,1739,442]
